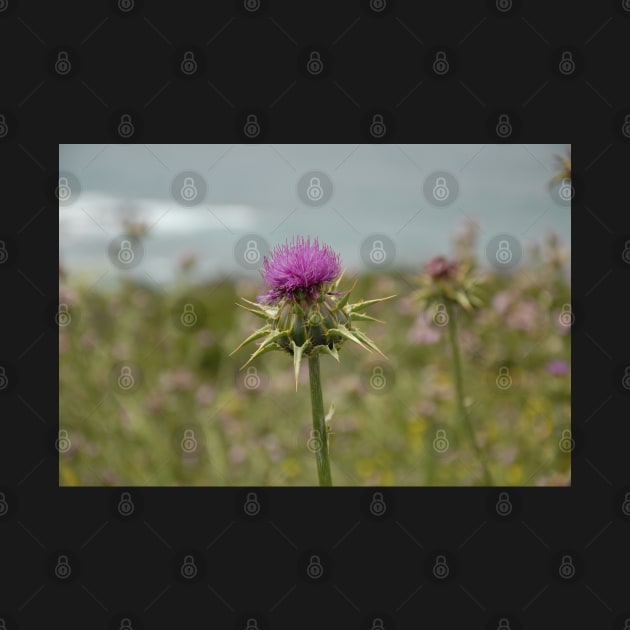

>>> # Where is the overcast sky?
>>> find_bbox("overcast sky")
[59,144,570,284]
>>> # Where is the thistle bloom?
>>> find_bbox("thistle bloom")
[232,236,394,390]
[414,255,484,314]
[258,237,341,305]
[425,255,458,281]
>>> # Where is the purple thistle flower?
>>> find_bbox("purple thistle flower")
[425,255,458,280]
[257,236,341,304]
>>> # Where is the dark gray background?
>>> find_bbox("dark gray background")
[1,0,629,628]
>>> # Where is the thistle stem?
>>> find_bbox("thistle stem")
[445,302,493,486]
[308,354,333,486]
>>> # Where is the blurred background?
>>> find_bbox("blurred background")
[59,144,571,486]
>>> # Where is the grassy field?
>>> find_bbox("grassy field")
[59,230,570,486]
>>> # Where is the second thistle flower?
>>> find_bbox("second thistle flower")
[231,236,395,389]
[414,255,485,314]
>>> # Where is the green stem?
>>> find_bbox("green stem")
[445,302,493,486]
[308,354,333,486]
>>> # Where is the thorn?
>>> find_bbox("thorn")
[327,326,371,352]
[291,340,307,391]
[229,326,271,356]
[346,294,396,313]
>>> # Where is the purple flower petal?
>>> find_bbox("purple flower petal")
[546,359,569,376]
[425,255,458,280]
[258,236,341,303]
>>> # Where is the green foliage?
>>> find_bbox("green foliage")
[59,238,570,486]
